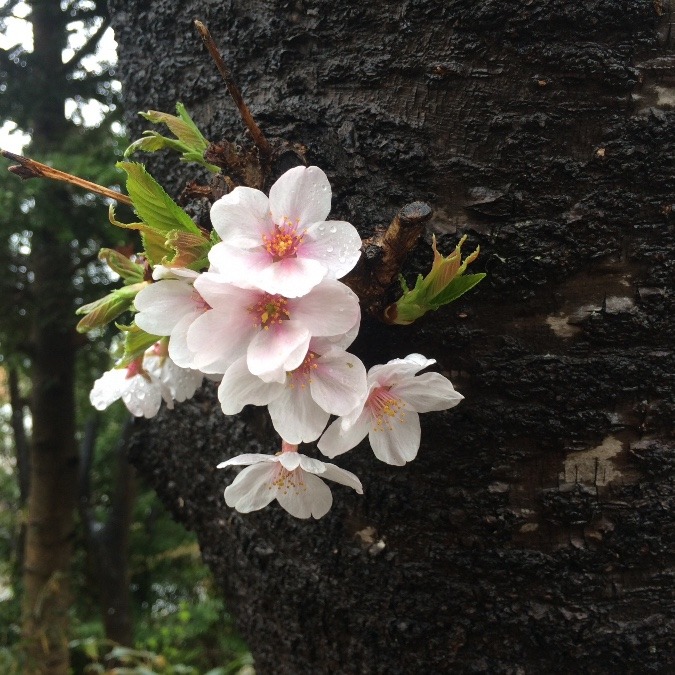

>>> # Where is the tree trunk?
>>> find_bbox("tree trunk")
[109,1,675,672]
[21,2,77,673]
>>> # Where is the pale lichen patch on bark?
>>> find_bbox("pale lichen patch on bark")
[560,435,628,487]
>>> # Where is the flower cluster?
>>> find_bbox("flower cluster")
[90,166,465,519]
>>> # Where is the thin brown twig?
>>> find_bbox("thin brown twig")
[1,150,133,206]
[194,19,272,159]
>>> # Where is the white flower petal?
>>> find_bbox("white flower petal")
[210,186,272,245]
[310,350,368,416]
[255,256,326,297]
[368,354,436,387]
[247,322,310,380]
[218,357,284,415]
[290,279,360,337]
[276,470,333,519]
[298,454,328,475]
[269,166,332,227]
[134,280,195,335]
[268,387,330,444]
[320,464,363,494]
[317,413,370,458]
[120,375,163,418]
[217,453,277,468]
[392,372,464,413]
[187,309,253,372]
[224,463,277,512]
[368,410,421,465]
[302,220,362,279]
[207,243,272,286]
[277,452,302,471]
[167,312,200,369]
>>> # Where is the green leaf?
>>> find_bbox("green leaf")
[162,229,211,270]
[115,322,161,367]
[116,161,201,237]
[428,273,486,308]
[75,282,148,333]
[99,248,145,284]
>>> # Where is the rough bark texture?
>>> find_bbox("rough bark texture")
[109,2,674,673]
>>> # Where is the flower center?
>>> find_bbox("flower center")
[262,219,305,261]
[269,464,306,495]
[248,293,290,329]
[289,351,318,388]
[367,385,406,431]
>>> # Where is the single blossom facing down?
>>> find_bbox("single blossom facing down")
[218,443,363,519]
[218,338,368,444]
[318,353,464,466]
[208,165,362,298]
[188,273,361,381]
[89,344,202,418]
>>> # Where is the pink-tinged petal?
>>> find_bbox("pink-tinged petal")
[210,186,272,245]
[224,463,277,512]
[247,322,310,380]
[310,350,368,416]
[276,471,333,519]
[277,452,302,471]
[317,413,370,458]
[320,464,363,494]
[207,243,273,285]
[268,388,330,444]
[217,454,277,468]
[194,272,258,309]
[309,317,360,352]
[392,372,464,413]
[255,256,326,297]
[302,220,362,279]
[269,166,332,227]
[368,411,421,466]
[134,280,195,335]
[218,358,284,414]
[187,309,254,372]
[290,279,360,336]
[368,354,436,387]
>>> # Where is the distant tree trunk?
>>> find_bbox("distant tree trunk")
[109,1,674,673]
[79,417,137,647]
[21,3,77,673]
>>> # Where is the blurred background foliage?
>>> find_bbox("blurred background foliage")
[0,0,250,671]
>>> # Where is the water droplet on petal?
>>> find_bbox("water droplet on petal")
[329,225,337,233]
[326,245,334,253]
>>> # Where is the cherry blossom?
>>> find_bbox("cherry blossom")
[318,353,464,465]
[217,338,368,443]
[187,274,360,381]
[218,442,363,519]
[208,166,362,297]
[89,344,202,418]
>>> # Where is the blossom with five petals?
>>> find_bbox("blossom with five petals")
[318,353,463,465]
[187,274,360,381]
[208,166,362,298]
[217,338,368,443]
[218,443,363,519]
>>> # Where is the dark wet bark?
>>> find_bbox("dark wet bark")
[109,1,674,673]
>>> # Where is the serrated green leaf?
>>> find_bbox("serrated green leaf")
[162,229,211,270]
[117,161,201,237]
